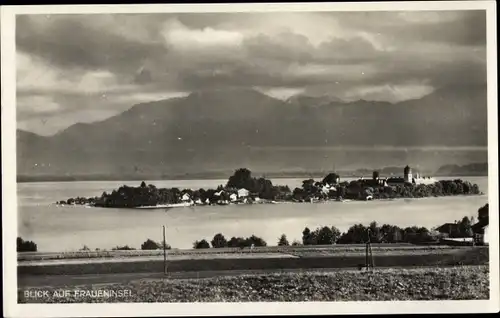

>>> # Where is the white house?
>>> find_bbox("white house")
[484,225,489,245]
[238,188,249,198]
[181,193,191,202]
[321,185,330,195]
[214,190,224,197]
[229,193,238,202]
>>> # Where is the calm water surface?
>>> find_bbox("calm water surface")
[18,177,489,252]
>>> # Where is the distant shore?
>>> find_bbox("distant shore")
[16,171,487,183]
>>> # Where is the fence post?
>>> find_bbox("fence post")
[163,225,167,276]
[366,228,374,271]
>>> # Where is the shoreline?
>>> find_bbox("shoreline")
[54,192,486,210]
[51,168,484,209]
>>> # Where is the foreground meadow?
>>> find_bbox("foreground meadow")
[19,265,489,302]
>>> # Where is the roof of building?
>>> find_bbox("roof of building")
[436,223,460,233]
[472,221,489,234]
[386,177,406,183]
[359,179,381,187]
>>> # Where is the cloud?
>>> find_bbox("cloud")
[162,19,244,51]
[16,11,487,135]
[255,87,306,100]
[16,14,166,75]
[344,84,436,103]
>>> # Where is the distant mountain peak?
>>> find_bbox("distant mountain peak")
[16,84,487,178]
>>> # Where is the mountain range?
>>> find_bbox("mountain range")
[17,86,488,179]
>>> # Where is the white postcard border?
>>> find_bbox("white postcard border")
[2,1,498,317]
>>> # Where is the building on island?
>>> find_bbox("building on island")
[214,190,224,197]
[384,165,436,186]
[181,193,191,202]
[386,177,407,186]
[404,165,412,183]
[237,188,249,198]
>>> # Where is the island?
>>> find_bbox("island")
[56,165,483,209]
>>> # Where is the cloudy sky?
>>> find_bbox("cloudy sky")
[16,10,486,135]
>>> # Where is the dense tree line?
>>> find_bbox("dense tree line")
[17,237,37,252]
[291,177,481,202]
[193,233,268,249]
[58,168,292,208]
[226,168,291,200]
[140,239,171,250]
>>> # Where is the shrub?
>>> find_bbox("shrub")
[302,226,341,245]
[228,237,247,248]
[322,173,340,185]
[337,224,368,244]
[193,239,210,249]
[314,226,341,245]
[112,245,136,250]
[246,235,267,247]
[211,233,228,248]
[302,227,315,245]
[17,237,37,252]
[277,234,290,246]
[141,239,162,250]
[161,242,172,250]
[291,240,302,246]
[226,235,267,248]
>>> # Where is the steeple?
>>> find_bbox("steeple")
[404,165,412,183]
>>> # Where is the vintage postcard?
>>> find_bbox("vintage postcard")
[2,1,499,317]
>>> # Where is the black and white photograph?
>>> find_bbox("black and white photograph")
[2,1,499,317]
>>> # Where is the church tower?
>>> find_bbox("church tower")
[404,165,412,183]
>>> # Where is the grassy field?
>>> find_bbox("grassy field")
[18,265,489,302]
[18,246,488,276]
[18,244,470,261]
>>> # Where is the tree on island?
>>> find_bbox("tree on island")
[211,233,228,248]
[278,234,290,246]
[322,173,340,185]
[227,168,254,190]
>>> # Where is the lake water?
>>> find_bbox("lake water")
[17,177,489,252]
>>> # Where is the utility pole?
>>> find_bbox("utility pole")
[366,228,374,271]
[163,225,167,276]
